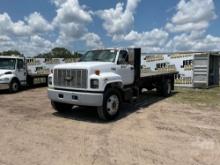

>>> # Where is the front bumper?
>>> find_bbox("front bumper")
[48,88,103,107]
[0,83,9,90]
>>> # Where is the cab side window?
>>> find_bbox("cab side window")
[17,59,24,69]
[118,50,129,65]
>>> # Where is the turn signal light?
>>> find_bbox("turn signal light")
[95,70,100,76]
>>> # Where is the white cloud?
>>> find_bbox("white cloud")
[197,35,220,50]
[53,0,66,6]
[121,29,168,53]
[166,0,217,33]
[1,0,220,55]
[12,21,31,36]
[26,12,53,33]
[164,0,220,52]
[96,0,168,52]
[82,33,103,48]
[19,36,53,56]
[166,31,220,51]
[52,0,103,49]
[0,13,30,36]
[0,12,54,56]
[53,0,92,41]
[97,0,141,39]
[30,35,53,49]
[124,29,169,47]
[0,35,53,56]
[0,35,11,42]
[0,0,103,55]
[0,35,15,50]
[53,0,92,25]
[0,12,53,37]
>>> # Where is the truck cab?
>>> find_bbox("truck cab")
[0,56,26,92]
[48,48,176,120]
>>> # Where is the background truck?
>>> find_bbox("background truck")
[48,48,177,120]
[0,56,74,92]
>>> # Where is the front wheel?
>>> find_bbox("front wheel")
[51,101,73,113]
[9,79,20,93]
[97,89,121,121]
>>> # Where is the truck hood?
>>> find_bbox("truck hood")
[54,62,115,70]
[0,69,13,77]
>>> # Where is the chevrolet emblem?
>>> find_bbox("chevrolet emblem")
[64,76,73,81]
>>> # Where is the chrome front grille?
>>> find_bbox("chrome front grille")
[54,69,88,89]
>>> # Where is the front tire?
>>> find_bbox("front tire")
[51,101,73,113]
[97,88,121,121]
[9,79,20,93]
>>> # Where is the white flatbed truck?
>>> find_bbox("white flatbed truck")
[0,56,54,92]
[48,48,177,120]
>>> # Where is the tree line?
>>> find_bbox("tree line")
[0,47,83,58]
[0,50,24,57]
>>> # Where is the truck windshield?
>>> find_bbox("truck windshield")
[80,50,117,62]
[0,58,16,70]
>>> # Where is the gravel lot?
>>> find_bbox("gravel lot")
[0,87,220,165]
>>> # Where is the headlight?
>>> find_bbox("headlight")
[91,79,99,89]
[48,76,53,86]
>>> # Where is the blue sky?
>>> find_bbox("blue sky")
[0,0,220,56]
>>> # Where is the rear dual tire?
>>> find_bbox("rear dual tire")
[157,79,172,97]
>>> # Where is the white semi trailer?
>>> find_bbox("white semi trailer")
[0,56,75,92]
[142,52,220,88]
[48,48,177,121]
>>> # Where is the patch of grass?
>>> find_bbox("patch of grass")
[171,87,220,107]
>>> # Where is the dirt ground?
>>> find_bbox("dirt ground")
[0,87,220,165]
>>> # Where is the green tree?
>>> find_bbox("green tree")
[35,47,76,58]
[0,50,23,56]
[51,47,72,58]
[73,52,82,58]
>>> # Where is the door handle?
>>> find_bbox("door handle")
[130,67,134,70]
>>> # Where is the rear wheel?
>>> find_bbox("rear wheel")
[158,79,172,97]
[97,89,121,121]
[51,101,73,113]
[9,79,20,93]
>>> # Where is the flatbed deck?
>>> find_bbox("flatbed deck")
[140,71,178,78]
[28,73,49,78]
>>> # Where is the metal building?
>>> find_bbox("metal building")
[142,52,220,88]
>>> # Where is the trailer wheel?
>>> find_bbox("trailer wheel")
[51,101,73,113]
[9,79,20,93]
[97,89,121,121]
[161,79,172,97]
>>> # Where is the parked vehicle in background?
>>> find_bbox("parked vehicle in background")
[0,56,77,92]
[48,48,177,121]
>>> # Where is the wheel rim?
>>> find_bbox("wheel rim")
[106,95,119,116]
[12,82,18,91]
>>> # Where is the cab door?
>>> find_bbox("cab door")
[16,59,27,85]
[116,50,134,85]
